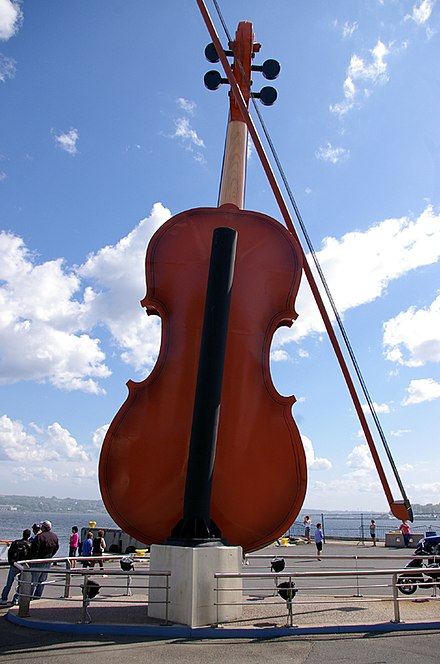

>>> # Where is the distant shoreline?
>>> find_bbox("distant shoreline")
[0,494,438,517]
[0,494,107,514]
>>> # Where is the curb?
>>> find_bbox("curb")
[7,611,440,639]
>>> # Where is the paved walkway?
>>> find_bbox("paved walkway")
[1,540,439,662]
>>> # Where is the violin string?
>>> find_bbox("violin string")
[217,113,229,207]
[210,0,408,501]
[212,0,232,43]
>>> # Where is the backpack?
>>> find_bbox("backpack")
[10,539,30,563]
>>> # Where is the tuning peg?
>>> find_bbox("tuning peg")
[252,86,277,106]
[204,43,233,64]
[204,70,228,91]
[205,43,220,63]
[251,59,281,81]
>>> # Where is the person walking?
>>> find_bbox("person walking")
[91,530,107,573]
[370,519,377,547]
[399,520,411,547]
[81,531,93,567]
[303,516,312,543]
[314,522,324,561]
[30,520,59,599]
[1,529,31,605]
[69,526,79,568]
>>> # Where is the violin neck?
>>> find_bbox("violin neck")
[218,21,255,210]
[218,119,247,209]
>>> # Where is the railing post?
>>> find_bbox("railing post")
[80,573,91,624]
[391,573,402,623]
[216,575,220,627]
[125,573,132,596]
[360,513,365,545]
[165,573,170,625]
[353,556,362,597]
[287,575,294,627]
[64,558,71,598]
[17,567,31,618]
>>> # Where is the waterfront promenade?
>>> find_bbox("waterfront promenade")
[1,540,439,663]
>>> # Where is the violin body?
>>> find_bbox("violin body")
[99,204,307,552]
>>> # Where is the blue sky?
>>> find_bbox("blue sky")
[0,0,439,512]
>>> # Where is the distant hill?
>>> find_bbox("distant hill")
[1,494,437,516]
[0,494,107,513]
[412,502,440,516]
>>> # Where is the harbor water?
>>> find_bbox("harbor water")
[0,510,439,554]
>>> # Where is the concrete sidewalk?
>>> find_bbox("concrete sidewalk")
[1,599,440,664]
[1,540,439,638]
[1,541,440,664]
[4,590,440,635]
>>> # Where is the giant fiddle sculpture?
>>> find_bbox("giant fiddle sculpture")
[99,8,412,553]
[99,21,307,553]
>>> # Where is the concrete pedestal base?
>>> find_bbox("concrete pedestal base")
[385,532,423,548]
[148,544,243,627]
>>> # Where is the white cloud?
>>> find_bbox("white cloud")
[273,205,440,348]
[316,142,349,164]
[0,52,15,81]
[332,19,358,39]
[167,98,206,161]
[391,429,411,437]
[302,434,332,471]
[92,424,109,450]
[11,463,96,486]
[342,21,358,39]
[0,204,170,393]
[0,414,101,493]
[45,422,90,461]
[309,475,382,506]
[405,0,435,25]
[247,139,254,162]
[402,378,440,405]
[0,415,89,462]
[362,401,390,414]
[0,231,110,393]
[0,0,22,40]
[2,201,439,400]
[53,128,79,155]
[383,293,440,366]
[171,117,205,149]
[330,40,390,116]
[13,465,60,483]
[406,481,440,504]
[78,202,170,373]
[270,349,290,362]
[177,97,196,115]
[347,443,374,470]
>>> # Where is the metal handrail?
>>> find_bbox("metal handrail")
[6,554,439,630]
[12,555,170,623]
[214,566,440,626]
